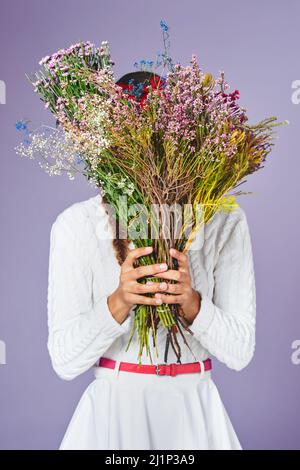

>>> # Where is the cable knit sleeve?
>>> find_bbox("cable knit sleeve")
[188,209,256,371]
[47,211,132,381]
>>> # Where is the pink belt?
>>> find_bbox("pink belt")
[98,356,212,377]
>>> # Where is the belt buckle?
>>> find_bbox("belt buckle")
[155,363,178,377]
[155,363,165,376]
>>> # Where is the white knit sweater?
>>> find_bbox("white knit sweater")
[47,194,256,380]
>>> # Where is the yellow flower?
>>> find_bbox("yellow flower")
[219,195,239,212]
[230,130,245,145]
[202,73,214,89]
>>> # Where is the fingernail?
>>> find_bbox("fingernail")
[145,246,152,252]
[156,298,162,304]
[159,282,167,289]
[146,281,154,285]
[159,263,167,269]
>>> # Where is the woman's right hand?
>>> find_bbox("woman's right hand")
[107,246,169,325]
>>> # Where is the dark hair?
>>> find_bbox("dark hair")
[116,70,162,87]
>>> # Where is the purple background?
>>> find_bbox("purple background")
[0,0,299,450]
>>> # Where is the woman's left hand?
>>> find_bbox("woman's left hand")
[146,248,201,325]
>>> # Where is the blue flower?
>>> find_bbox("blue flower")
[15,120,27,131]
[132,83,144,99]
[160,20,169,32]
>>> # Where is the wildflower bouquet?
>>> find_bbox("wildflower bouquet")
[16,21,286,364]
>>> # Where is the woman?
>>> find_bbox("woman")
[47,73,256,451]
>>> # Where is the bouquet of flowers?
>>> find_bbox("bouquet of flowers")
[16,21,286,364]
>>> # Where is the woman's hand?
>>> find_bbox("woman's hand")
[107,246,170,324]
[147,248,201,325]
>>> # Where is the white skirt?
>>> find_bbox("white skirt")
[59,364,242,450]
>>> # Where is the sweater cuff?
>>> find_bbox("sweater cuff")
[94,296,132,338]
[189,294,215,336]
